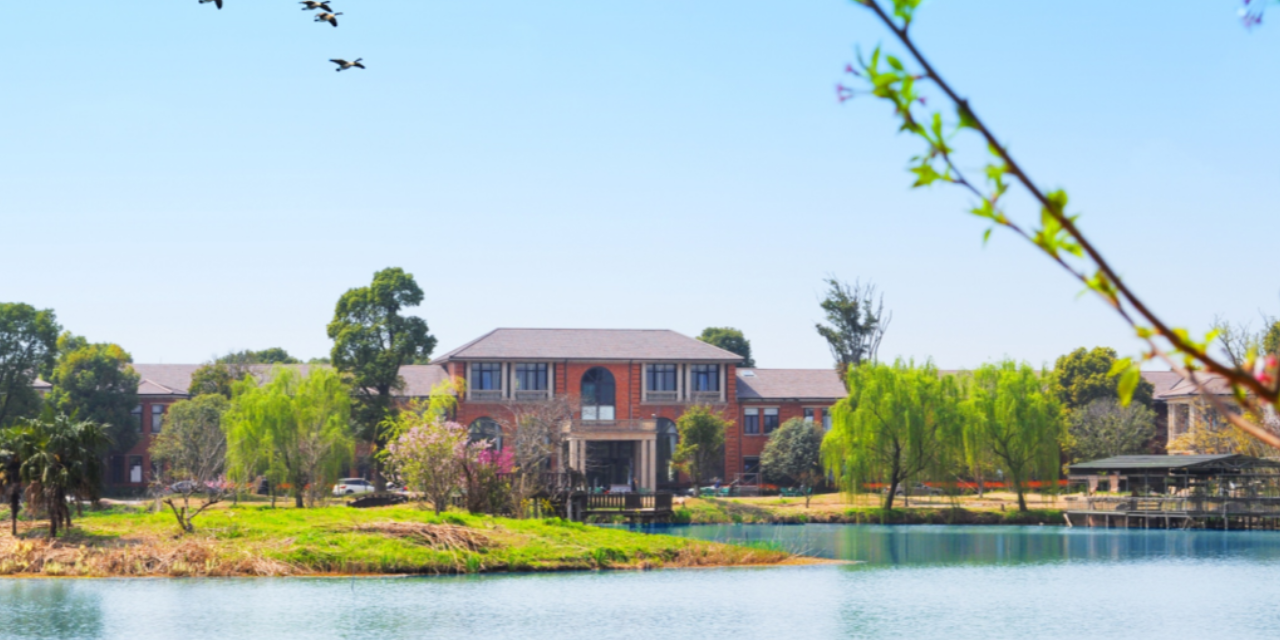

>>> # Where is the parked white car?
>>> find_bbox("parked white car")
[332,478,375,496]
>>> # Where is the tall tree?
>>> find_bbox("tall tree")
[327,267,436,490]
[1051,347,1153,413]
[47,333,141,453]
[15,409,110,537]
[965,362,1065,512]
[0,427,28,535]
[1067,398,1156,463]
[0,303,61,429]
[150,394,229,532]
[815,277,890,384]
[760,417,824,507]
[223,366,353,508]
[672,405,728,487]
[697,327,755,368]
[822,361,963,509]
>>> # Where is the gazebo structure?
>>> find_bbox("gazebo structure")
[1064,454,1280,530]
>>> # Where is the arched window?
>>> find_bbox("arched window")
[468,417,503,451]
[656,418,678,486]
[581,367,616,421]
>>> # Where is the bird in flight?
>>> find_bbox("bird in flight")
[299,1,333,11]
[330,58,365,72]
[314,11,342,27]
[199,0,223,8]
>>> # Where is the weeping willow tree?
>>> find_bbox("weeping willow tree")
[964,361,1065,512]
[822,360,965,509]
[223,366,354,508]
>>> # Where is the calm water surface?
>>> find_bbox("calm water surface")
[3,525,1280,640]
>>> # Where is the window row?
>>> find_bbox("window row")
[743,407,832,435]
[470,362,552,392]
[131,404,167,434]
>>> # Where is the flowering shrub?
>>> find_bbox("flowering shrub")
[385,419,485,515]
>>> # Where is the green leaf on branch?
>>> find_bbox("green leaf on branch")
[957,103,978,130]
[1108,357,1142,407]
[910,161,943,187]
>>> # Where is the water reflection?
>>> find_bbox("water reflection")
[0,580,104,638]
[647,523,1280,566]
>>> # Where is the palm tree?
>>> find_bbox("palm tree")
[17,410,110,538]
[0,427,29,536]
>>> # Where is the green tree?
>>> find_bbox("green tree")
[187,362,241,399]
[1266,322,1280,357]
[815,277,890,384]
[223,366,353,508]
[150,394,229,532]
[672,405,728,487]
[217,348,300,365]
[1052,347,1153,413]
[0,303,61,428]
[760,417,824,507]
[47,333,141,453]
[697,327,755,368]
[965,362,1065,512]
[822,360,963,509]
[1067,398,1156,463]
[327,267,436,490]
[1,427,28,535]
[14,409,110,537]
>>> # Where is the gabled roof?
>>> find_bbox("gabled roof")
[432,328,744,363]
[1141,371,1183,399]
[1156,371,1236,399]
[736,369,846,401]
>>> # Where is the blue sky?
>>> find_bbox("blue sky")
[2,1,1276,369]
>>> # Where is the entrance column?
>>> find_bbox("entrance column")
[647,439,656,491]
[636,440,647,491]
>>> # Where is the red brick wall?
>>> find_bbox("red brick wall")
[726,402,833,479]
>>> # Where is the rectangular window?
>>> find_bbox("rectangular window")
[803,408,815,423]
[513,363,548,391]
[743,456,761,474]
[648,364,678,392]
[691,364,720,392]
[763,408,779,434]
[110,455,125,484]
[151,404,166,434]
[744,408,760,435]
[471,363,502,391]
[823,412,833,432]
[128,455,144,484]
[131,405,143,433]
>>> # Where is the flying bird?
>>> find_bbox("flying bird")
[199,0,223,8]
[299,1,333,10]
[314,11,342,27]
[330,58,365,72]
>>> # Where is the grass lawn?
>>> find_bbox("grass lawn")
[673,492,1068,525]
[0,502,791,578]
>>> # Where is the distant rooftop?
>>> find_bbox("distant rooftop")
[1069,454,1280,474]
[128,363,449,398]
[736,369,845,401]
[433,328,744,363]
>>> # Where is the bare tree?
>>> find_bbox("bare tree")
[150,395,228,533]
[1215,315,1279,369]
[501,394,575,511]
[816,277,891,385]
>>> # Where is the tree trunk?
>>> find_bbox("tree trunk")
[294,490,304,509]
[9,489,19,537]
[883,478,898,510]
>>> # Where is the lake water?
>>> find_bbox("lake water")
[4,525,1280,639]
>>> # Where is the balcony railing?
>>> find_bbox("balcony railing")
[585,492,674,512]
[690,391,722,404]
[470,389,503,402]
[513,390,550,401]
[1067,495,1280,516]
[644,391,679,403]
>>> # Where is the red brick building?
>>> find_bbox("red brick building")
[97,329,847,492]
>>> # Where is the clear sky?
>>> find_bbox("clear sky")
[2,1,1276,369]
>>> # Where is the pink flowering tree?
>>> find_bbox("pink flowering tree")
[385,418,483,515]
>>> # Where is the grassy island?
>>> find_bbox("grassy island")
[0,504,791,578]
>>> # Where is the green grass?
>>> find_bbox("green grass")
[1,503,791,577]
